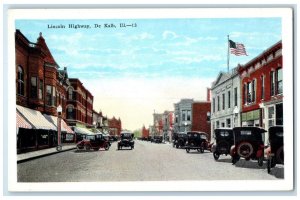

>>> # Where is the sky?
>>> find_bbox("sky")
[15,18,281,131]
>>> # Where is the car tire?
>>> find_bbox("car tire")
[85,145,91,151]
[105,144,109,151]
[176,144,179,148]
[186,148,190,153]
[213,152,220,160]
[237,142,253,158]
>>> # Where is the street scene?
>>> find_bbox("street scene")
[17,140,283,182]
[14,13,286,183]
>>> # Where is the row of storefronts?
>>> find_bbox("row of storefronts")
[210,40,283,143]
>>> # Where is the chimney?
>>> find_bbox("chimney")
[207,87,211,102]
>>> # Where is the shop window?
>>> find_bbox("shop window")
[30,76,37,98]
[276,68,283,94]
[17,65,25,96]
[268,106,275,127]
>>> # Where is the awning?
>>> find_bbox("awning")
[43,114,74,134]
[16,105,56,130]
[74,126,94,135]
[16,111,32,129]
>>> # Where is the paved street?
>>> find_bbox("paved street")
[17,140,283,182]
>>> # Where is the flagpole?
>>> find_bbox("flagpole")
[227,35,230,73]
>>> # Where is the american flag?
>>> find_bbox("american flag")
[229,40,248,56]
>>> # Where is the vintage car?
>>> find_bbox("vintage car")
[102,133,112,147]
[230,127,266,166]
[266,126,284,173]
[151,135,163,143]
[118,132,135,150]
[185,131,210,153]
[76,133,110,151]
[212,128,234,160]
[173,132,187,148]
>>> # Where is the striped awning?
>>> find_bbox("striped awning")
[16,105,56,130]
[43,114,74,134]
[74,126,94,135]
[16,111,32,129]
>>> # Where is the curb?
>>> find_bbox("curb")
[17,147,77,164]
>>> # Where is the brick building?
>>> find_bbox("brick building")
[142,125,150,139]
[238,41,282,142]
[66,78,94,127]
[108,117,122,136]
[192,101,211,140]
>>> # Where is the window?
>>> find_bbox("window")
[39,79,43,100]
[46,85,56,106]
[234,87,237,106]
[30,77,37,98]
[175,114,178,123]
[17,66,25,95]
[270,71,275,96]
[222,93,225,110]
[247,82,252,103]
[212,98,215,113]
[243,83,247,104]
[217,96,220,111]
[67,106,75,119]
[261,75,265,99]
[228,91,231,108]
[182,110,186,121]
[268,106,275,127]
[187,110,191,121]
[276,68,283,94]
[226,118,231,128]
[276,103,283,125]
[68,88,73,100]
[252,79,256,102]
[207,112,211,121]
[216,121,220,128]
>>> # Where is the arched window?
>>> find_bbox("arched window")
[17,66,25,95]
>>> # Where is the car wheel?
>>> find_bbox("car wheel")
[105,144,109,151]
[186,148,190,153]
[176,144,179,148]
[85,145,91,151]
[237,142,253,158]
[131,146,133,150]
[213,152,220,160]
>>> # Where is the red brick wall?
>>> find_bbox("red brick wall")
[142,126,149,138]
[192,102,211,140]
[108,117,122,136]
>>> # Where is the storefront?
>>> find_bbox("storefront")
[241,109,261,127]
[73,126,94,142]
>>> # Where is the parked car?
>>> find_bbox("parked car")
[212,128,234,160]
[118,132,135,150]
[266,126,284,173]
[76,133,110,151]
[230,127,266,166]
[185,131,209,153]
[173,132,187,148]
[151,135,163,143]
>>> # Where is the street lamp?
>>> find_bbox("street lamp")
[56,105,62,151]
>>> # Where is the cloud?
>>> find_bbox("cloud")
[162,31,179,40]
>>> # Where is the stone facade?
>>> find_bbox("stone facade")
[210,67,242,141]
[173,99,193,133]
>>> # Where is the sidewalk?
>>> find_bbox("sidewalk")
[17,144,77,163]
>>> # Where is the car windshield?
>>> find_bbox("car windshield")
[121,133,132,139]
[86,135,95,140]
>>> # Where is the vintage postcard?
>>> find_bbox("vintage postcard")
[7,8,294,192]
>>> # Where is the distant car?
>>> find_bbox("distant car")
[212,128,234,160]
[173,132,187,148]
[230,127,266,166]
[76,133,110,151]
[266,126,284,173]
[118,132,135,150]
[185,131,210,153]
[151,135,163,143]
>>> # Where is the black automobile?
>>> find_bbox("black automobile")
[185,131,209,153]
[230,127,266,166]
[151,135,163,143]
[118,132,134,150]
[212,128,234,160]
[76,133,110,151]
[173,132,187,148]
[266,126,284,173]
